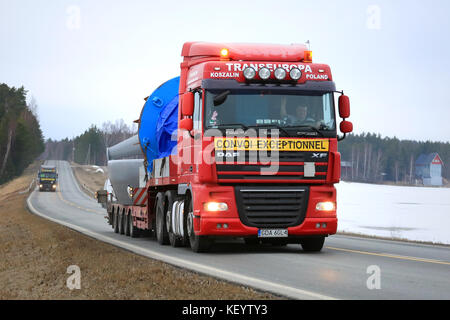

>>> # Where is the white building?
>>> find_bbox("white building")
[415,153,443,186]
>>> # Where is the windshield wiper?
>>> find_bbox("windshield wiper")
[215,123,250,130]
[287,125,324,137]
[248,124,290,136]
[318,123,333,130]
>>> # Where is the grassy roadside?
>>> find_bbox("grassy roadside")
[71,162,107,196]
[0,161,280,299]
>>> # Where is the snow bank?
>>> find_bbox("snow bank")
[336,182,450,244]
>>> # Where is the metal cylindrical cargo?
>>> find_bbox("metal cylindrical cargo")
[107,135,143,161]
[107,159,145,205]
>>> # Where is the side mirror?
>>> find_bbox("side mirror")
[340,120,353,134]
[182,92,194,117]
[338,95,350,119]
[179,118,193,132]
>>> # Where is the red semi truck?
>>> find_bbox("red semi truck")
[99,42,353,252]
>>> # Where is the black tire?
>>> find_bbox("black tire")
[155,193,169,245]
[125,212,131,236]
[301,237,325,252]
[113,209,119,233]
[187,198,211,253]
[165,191,183,247]
[129,213,140,238]
[119,211,125,235]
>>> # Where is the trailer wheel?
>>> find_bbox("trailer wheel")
[119,210,125,235]
[128,212,140,238]
[125,211,131,236]
[155,193,169,245]
[113,209,119,233]
[187,199,211,253]
[301,237,325,252]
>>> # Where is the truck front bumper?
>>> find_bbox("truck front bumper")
[196,216,337,237]
[192,184,337,237]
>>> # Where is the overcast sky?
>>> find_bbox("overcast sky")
[1,0,449,142]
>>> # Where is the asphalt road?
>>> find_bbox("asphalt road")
[28,160,450,299]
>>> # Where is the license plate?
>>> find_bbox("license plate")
[258,229,288,238]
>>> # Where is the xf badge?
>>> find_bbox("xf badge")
[312,153,327,159]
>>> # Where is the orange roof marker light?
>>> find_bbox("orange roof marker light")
[304,50,313,63]
[220,48,230,60]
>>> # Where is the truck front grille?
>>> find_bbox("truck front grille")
[234,186,309,228]
[215,151,328,183]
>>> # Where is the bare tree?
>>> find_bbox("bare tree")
[374,149,382,182]
[28,96,39,119]
[363,143,368,180]
[356,148,360,180]
[101,119,136,148]
[351,145,355,180]
[0,99,15,176]
[409,154,414,184]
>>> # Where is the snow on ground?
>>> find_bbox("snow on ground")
[336,182,450,245]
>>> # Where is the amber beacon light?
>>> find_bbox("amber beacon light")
[304,50,313,63]
[220,48,229,59]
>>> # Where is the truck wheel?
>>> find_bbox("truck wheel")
[301,237,325,252]
[167,211,183,247]
[186,199,211,253]
[165,191,183,247]
[155,194,169,245]
[113,210,119,233]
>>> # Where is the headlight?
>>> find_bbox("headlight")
[274,68,286,80]
[289,67,302,80]
[204,202,228,212]
[258,67,271,80]
[52,185,56,189]
[316,202,335,212]
[243,67,256,80]
[39,184,43,188]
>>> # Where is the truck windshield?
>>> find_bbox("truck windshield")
[40,173,56,179]
[204,91,336,134]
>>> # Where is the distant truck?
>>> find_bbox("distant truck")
[38,165,58,191]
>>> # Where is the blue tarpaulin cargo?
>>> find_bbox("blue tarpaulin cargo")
[138,76,179,172]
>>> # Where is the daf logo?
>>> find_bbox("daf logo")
[217,152,240,158]
[312,153,327,159]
